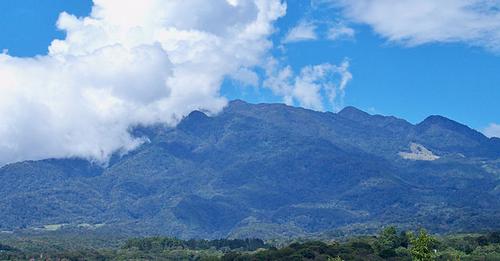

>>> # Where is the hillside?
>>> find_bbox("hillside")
[0,100,499,239]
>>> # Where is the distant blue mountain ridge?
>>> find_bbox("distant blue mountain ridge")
[0,100,498,239]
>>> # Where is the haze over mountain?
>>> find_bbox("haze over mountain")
[1,100,499,239]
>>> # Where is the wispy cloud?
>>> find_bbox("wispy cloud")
[283,20,318,43]
[327,24,355,41]
[263,59,352,111]
[484,123,500,138]
[331,0,500,51]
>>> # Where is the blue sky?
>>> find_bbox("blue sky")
[0,1,92,57]
[0,0,498,164]
[226,0,500,132]
[1,0,498,129]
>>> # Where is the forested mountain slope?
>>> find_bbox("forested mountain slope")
[1,100,499,238]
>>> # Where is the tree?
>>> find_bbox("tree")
[409,229,437,261]
[375,226,400,258]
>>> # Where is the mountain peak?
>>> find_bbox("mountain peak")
[178,110,210,131]
[339,106,367,114]
[229,99,248,105]
[337,106,371,121]
[417,115,487,142]
[420,115,456,125]
[228,99,250,108]
[187,110,209,119]
[418,115,471,132]
[225,99,251,113]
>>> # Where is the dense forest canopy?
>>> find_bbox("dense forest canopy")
[1,228,499,260]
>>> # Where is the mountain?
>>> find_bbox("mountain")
[0,100,499,239]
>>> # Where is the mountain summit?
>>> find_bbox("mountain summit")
[0,101,499,238]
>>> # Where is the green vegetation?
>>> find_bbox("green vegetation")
[408,229,438,261]
[122,237,268,252]
[1,228,499,260]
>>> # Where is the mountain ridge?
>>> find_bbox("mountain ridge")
[0,100,499,239]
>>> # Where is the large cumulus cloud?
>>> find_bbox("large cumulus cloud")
[0,0,286,165]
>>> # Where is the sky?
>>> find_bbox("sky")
[0,0,499,165]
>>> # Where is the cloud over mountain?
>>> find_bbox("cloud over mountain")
[0,0,287,165]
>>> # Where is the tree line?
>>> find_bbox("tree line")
[1,227,499,260]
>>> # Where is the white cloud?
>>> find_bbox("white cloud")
[230,67,260,87]
[327,24,355,41]
[0,0,287,165]
[332,0,500,51]
[283,20,318,43]
[484,123,500,138]
[263,59,352,111]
